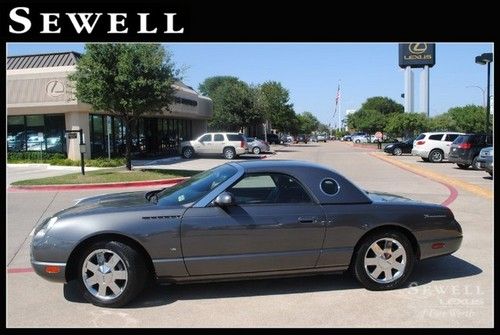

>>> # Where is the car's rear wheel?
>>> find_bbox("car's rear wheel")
[182,147,194,159]
[77,241,148,308]
[393,147,402,156]
[355,139,361,143]
[471,156,481,170]
[457,163,470,169]
[428,149,443,163]
[223,147,236,159]
[252,146,261,155]
[352,230,415,290]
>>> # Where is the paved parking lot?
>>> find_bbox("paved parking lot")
[6,141,493,327]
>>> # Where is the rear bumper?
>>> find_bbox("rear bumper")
[448,155,471,165]
[412,148,429,158]
[419,236,463,260]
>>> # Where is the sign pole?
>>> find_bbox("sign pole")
[79,129,85,176]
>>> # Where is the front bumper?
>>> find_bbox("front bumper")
[31,260,67,282]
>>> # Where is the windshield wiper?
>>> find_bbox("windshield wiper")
[145,190,162,202]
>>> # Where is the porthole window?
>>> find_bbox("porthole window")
[320,178,339,195]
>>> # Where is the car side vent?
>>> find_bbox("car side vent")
[142,215,181,220]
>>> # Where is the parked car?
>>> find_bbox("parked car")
[317,134,327,142]
[180,132,248,159]
[295,134,309,144]
[310,135,318,142]
[476,146,493,176]
[245,136,270,155]
[341,135,352,141]
[352,135,369,143]
[448,134,493,170]
[266,133,281,145]
[412,132,464,163]
[384,139,413,156]
[31,160,462,307]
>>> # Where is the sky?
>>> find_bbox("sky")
[7,42,494,126]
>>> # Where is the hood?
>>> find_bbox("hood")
[55,191,159,219]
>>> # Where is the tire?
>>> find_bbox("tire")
[471,156,481,170]
[355,139,361,144]
[252,146,261,155]
[457,163,470,169]
[393,147,402,156]
[182,146,194,159]
[223,147,236,159]
[428,149,443,163]
[352,230,415,291]
[77,241,148,308]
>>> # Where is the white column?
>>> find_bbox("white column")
[405,66,414,113]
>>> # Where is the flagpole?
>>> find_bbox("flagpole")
[337,80,341,131]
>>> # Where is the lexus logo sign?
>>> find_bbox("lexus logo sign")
[46,80,65,97]
[399,43,436,68]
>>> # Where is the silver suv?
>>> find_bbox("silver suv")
[412,132,464,163]
[180,132,249,159]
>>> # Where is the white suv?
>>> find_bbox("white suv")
[412,132,464,163]
[180,132,249,159]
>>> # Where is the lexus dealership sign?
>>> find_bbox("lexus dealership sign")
[399,43,436,68]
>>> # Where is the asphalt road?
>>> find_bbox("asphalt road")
[6,141,493,327]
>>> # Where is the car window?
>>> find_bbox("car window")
[415,133,425,141]
[444,134,460,142]
[228,173,312,204]
[452,135,466,144]
[214,134,224,142]
[227,134,244,141]
[157,164,238,206]
[429,134,443,141]
[199,134,212,142]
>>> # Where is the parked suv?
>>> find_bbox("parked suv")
[477,146,493,176]
[266,133,281,145]
[180,133,248,159]
[448,134,493,170]
[412,132,464,163]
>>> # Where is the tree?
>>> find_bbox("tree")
[198,76,258,131]
[427,113,458,132]
[257,81,296,133]
[69,43,178,170]
[446,105,487,133]
[360,96,404,115]
[297,112,320,134]
[384,113,428,138]
[346,109,385,134]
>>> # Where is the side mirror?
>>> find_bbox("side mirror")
[214,192,235,207]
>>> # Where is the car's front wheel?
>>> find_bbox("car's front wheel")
[252,146,261,155]
[352,230,415,290]
[457,163,470,169]
[182,146,194,159]
[393,147,402,156]
[428,149,443,163]
[471,156,481,170]
[77,241,148,308]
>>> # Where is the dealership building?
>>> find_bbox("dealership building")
[7,51,213,160]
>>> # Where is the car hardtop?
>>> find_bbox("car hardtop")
[229,160,373,205]
[419,131,464,138]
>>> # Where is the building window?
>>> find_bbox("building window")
[7,114,66,154]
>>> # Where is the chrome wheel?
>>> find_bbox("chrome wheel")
[364,238,406,284]
[429,150,443,163]
[82,249,128,301]
[253,146,261,154]
[393,147,402,156]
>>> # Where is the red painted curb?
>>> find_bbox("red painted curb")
[8,177,188,192]
[370,153,459,207]
[7,267,34,274]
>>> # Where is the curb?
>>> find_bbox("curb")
[370,152,492,201]
[8,177,188,192]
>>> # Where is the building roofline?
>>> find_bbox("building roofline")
[7,51,81,59]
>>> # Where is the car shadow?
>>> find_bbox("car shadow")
[482,176,493,180]
[63,256,481,308]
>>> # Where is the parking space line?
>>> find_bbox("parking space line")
[370,152,493,200]
[7,267,34,274]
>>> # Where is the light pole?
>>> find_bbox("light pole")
[466,85,486,108]
[475,52,493,133]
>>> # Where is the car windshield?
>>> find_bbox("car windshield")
[156,164,238,207]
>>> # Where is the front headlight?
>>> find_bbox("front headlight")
[386,144,393,149]
[34,217,58,238]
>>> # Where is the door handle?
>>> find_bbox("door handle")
[298,217,315,223]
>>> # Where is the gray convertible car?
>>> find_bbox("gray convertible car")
[31,160,463,307]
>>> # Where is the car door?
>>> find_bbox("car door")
[195,134,212,154]
[181,173,326,275]
[212,133,225,154]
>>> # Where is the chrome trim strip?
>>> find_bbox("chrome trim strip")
[31,261,66,267]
